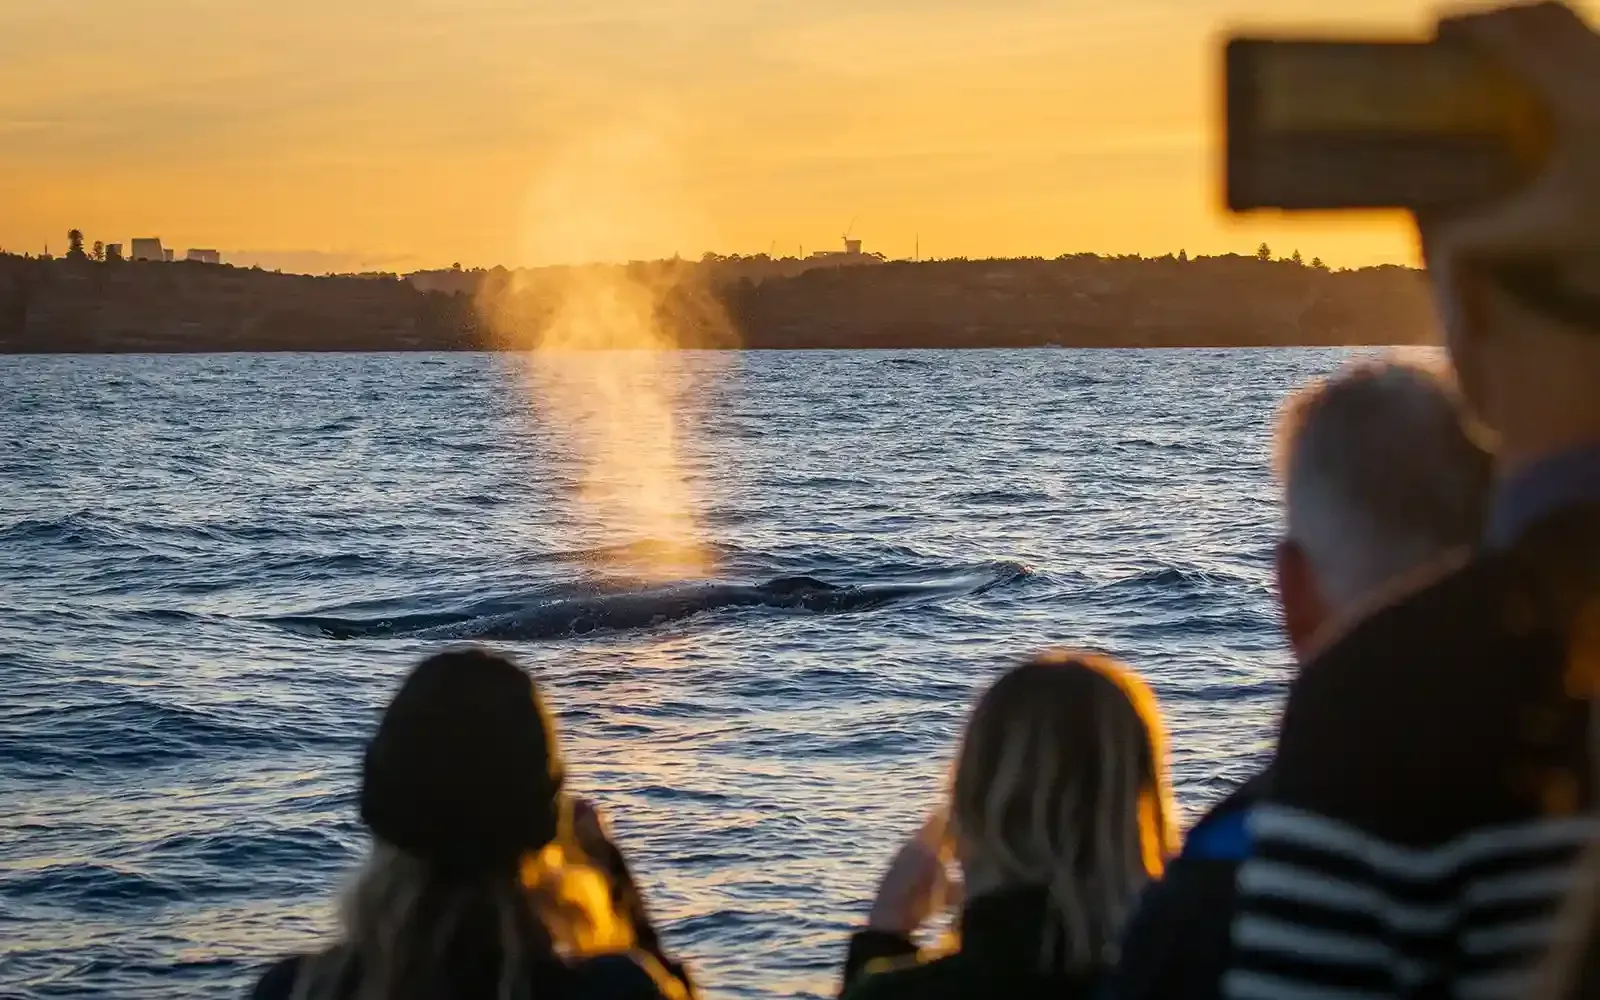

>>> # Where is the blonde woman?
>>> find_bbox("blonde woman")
[249,648,693,1000]
[839,651,1178,1000]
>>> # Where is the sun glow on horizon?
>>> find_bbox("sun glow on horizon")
[4,0,1597,271]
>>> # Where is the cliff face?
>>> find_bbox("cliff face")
[726,255,1436,348]
[0,252,1437,353]
[0,257,476,353]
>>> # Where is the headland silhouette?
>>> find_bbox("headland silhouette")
[0,243,1436,353]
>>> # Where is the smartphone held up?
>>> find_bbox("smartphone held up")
[1224,24,1553,213]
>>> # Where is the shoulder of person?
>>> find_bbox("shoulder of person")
[1299,522,1600,673]
[843,946,1102,1000]
[1177,769,1271,864]
[1109,778,1263,1000]
[1297,546,1483,661]
[1287,545,1524,718]
[1272,545,1585,839]
[569,949,696,1000]
[1112,873,1229,1000]
[839,950,963,1000]
[247,956,305,1000]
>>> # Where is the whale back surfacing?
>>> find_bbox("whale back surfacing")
[268,564,1032,643]
[761,574,837,595]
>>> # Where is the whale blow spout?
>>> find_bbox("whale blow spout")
[475,120,737,584]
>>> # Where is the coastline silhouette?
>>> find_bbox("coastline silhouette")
[0,249,1436,353]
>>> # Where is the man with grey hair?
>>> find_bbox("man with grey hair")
[1111,355,1492,1000]
[1272,356,1491,659]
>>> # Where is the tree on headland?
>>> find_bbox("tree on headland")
[1311,256,1326,269]
[1178,249,1188,263]
[452,261,462,271]
[1256,242,1272,261]
[1291,249,1304,265]
[91,241,104,262]
[66,229,87,260]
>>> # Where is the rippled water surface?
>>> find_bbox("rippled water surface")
[2,349,1371,998]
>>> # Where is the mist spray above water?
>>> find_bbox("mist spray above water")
[479,117,734,582]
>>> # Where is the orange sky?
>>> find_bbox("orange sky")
[3,0,1591,273]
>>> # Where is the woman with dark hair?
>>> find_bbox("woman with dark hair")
[249,647,693,1000]
[839,650,1178,1000]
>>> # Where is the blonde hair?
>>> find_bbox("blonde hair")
[291,805,637,1000]
[949,650,1177,974]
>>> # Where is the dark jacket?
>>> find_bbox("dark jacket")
[839,886,1105,1000]
[1110,771,1268,1000]
[250,948,692,1000]
[1226,505,1600,999]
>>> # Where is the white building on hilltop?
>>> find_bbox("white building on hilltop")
[806,237,881,267]
[185,248,221,264]
[130,238,165,261]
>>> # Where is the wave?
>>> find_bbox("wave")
[309,415,361,433]
[1116,607,1279,643]
[0,861,186,908]
[256,551,382,574]
[0,698,354,771]
[263,561,1032,642]
[119,608,209,625]
[0,511,305,553]
[1098,565,1253,595]
[1123,436,1202,454]
[0,511,124,547]
[948,488,1055,506]
[145,824,357,873]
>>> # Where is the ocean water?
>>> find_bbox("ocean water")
[2,348,1373,999]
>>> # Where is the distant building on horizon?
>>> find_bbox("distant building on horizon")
[163,248,174,262]
[130,238,165,261]
[185,248,221,265]
[106,243,123,261]
[806,237,880,267]
[406,269,479,295]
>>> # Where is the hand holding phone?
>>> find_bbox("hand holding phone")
[1420,3,1600,260]
[1418,3,1600,338]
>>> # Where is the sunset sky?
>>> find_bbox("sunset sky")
[4,0,1593,273]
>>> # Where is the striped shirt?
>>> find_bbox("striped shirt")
[1228,807,1594,1000]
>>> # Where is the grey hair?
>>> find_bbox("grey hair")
[1274,354,1492,612]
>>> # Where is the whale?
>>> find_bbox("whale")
[263,563,1030,642]
[409,574,904,641]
